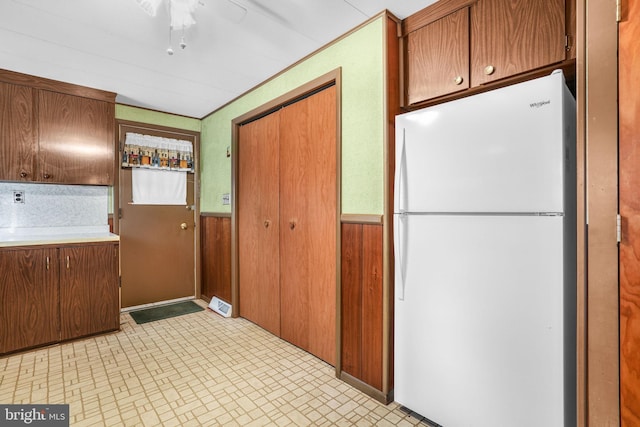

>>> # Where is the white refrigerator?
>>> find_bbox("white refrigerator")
[393,70,576,427]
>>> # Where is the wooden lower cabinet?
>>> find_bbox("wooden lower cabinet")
[60,244,120,340]
[0,242,120,355]
[0,247,59,354]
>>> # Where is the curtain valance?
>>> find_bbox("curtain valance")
[122,132,194,172]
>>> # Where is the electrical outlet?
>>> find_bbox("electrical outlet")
[13,190,25,204]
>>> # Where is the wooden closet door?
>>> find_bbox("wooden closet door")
[238,111,281,336]
[279,86,337,365]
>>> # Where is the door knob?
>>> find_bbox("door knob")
[180,222,188,230]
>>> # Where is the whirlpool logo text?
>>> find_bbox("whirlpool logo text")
[530,99,551,108]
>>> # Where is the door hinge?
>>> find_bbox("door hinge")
[617,214,622,243]
[617,0,622,22]
[565,35,571,51]
[118,208,122,219]
[119,276,122,288]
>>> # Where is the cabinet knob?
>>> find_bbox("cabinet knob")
[484,65,495,75]
[264,219,271,228]
[180,222,188,230]
[289,220,296,230]
[43,173,51,180]
[454,76,464,85]
[20,171,28,178]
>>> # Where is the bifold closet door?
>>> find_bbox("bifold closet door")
[238,110,281,336]
[279,86,337,365]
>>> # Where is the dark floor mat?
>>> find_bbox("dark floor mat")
[129,301,204,324]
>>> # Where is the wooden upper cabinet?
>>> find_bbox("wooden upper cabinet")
[0,81,36,181]
[406,7,470,104]
[403,0,571,106]
[470,0,566,86]
[38,90,115,185]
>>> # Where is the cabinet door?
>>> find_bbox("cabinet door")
[471,0,565,86]
[60,244,119,340]
[279,85,337,365]
[38,90,114,185]
[0,82,36,181]
[0,248,59,354]
[90,243,119,334]
[406,7,470,104]
[238,111,281,336]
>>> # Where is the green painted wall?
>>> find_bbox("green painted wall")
[115,105,201,132]
[200,16,386,215]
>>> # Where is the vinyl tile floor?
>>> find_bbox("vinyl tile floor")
[0,300,428,426]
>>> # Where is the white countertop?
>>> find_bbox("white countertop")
[0,226,119,248]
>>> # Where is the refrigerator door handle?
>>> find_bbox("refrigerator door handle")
[394,213,408,300]
[395,128,407,213]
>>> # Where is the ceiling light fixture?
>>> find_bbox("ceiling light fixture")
[134,0,202,54]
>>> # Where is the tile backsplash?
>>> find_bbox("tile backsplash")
[0,182,108,229]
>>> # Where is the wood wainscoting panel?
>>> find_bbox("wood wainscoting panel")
[200,214,232,303]
[341,222,383,390]
[341,223,364,375]
[619,0,640,424]
[361,224,384,390]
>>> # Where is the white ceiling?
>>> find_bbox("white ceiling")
[0,0,437,118]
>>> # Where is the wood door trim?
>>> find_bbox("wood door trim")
[201,212,232,218]
[231,68,342,370]
[576,0,619,425]
[341,214,383,225]
[232,69,341,126]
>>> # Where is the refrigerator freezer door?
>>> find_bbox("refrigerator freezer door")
[394,214,566,427]
[394,72,571,214]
